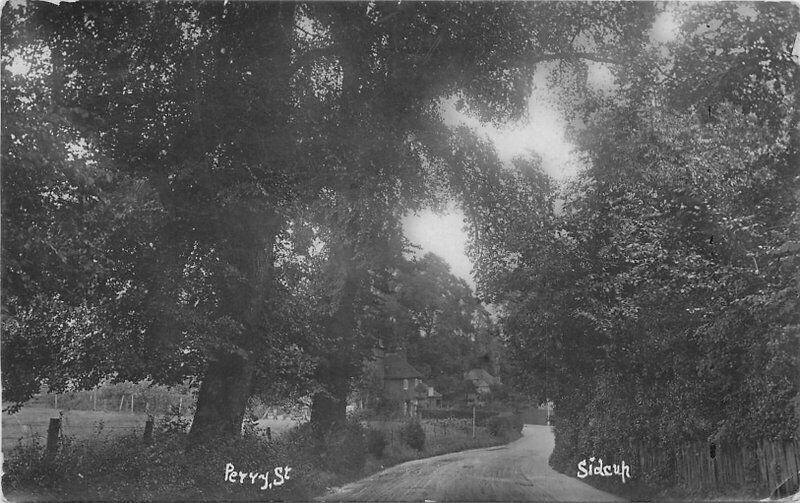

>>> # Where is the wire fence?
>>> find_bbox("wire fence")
[3,408,155,452]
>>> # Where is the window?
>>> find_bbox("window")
[403,379,408,390]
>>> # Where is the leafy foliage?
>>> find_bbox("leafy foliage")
[399,419,425,451]
[486,414,523,439]
[455,3,800,489]
[365,428,387,458]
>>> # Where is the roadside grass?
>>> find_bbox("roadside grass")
[3,424,326,502]
[365,418,523,470]
[2,414,523,502]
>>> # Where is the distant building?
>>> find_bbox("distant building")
[464,368,500,395]
[419,383,443,409]
[374,350,423,416]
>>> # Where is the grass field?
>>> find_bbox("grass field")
[2,407,301,457]
[3,408,152,452]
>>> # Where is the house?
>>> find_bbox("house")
[419,383,443,409]
[374,351,423,416]
[464,368,500,395]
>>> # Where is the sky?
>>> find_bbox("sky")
[402,9,682,292]
[402,66,589,291]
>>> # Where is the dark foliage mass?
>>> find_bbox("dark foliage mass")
[365,428,387,458]
[400,419,426,451]
[486,414,524,439]
[449,2,800,488]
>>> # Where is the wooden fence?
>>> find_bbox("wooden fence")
[634,439,800,495]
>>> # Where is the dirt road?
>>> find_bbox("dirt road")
[320,425,623,502]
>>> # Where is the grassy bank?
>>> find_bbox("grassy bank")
[3,415,522,502]
[365,418,521,469]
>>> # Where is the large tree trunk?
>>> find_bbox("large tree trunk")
[187,208,278,444]
[187,2,294,444]
[189,352,254,441]
[310,243,359,434]
[308,5,370,435]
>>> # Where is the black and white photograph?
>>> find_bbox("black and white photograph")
[2,1,799,501]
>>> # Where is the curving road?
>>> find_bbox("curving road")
[320,425,623,502]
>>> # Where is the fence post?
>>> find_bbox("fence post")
[143,415,154,444]
[472,405,476,439]
[45,417,61,460]
[266,427,272,441]
[119,395,125,412]
[758,439,769,493]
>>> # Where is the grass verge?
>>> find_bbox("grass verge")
[3,415,523,502]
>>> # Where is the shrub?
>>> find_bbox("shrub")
[3,429,320,502]
[399,419,425,451]
[365,428,387,458]
[487,415,509,437]
[159,405,191,435]
[486,414,524,438]
[319,419,366,474]
[374,397,403,419]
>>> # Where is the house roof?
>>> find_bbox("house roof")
[464,368,499,386]
[381,353,422,379]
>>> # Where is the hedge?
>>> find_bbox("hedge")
[420,408,497,426]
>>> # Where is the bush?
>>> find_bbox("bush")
[159,405,191,435]
[399,419,425,451]
[486,414,523,438]
[319,419,366,474]
[3,428,319,502]
[373,397,403,419]
[365,428,387,458]
[486,415,509,437]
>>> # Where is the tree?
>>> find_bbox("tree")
[1,9,164,408]
[291,1,658,431]
[2,0,660,441]
[455,2,800,482]
[3,1,303,442]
